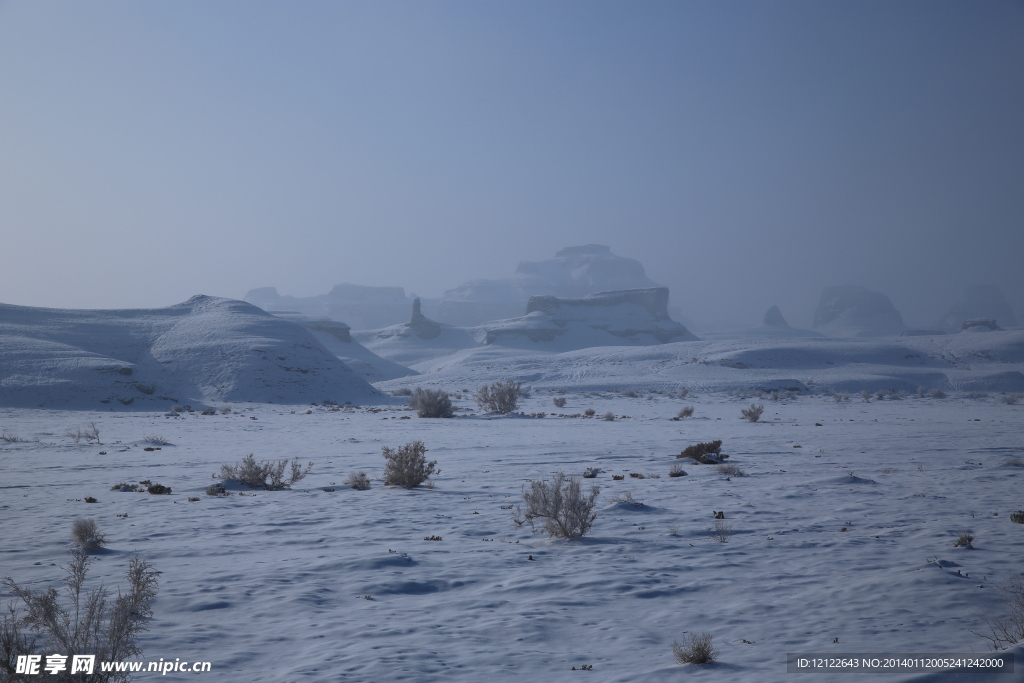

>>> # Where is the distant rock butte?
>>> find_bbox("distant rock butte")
[937,285,1018,332]
[405,298,441,340]
[763,305,789,327]
[438,245,664,327]
[812,286,904,337]
[481,287,697,346]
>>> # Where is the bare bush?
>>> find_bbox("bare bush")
[673,632,718,664]
[1010,511,1024,524]
[741,404,764,422]
[679,440,726,464]
[71,518,106,551]
[391,387,413,396]
[676,406,694,419]
[584,408,596,417]
[861,390,872,402]
[219,454,313,490]
[929,388,947,399]
[602,412,615,421]
[708,520,732,542]
[219,406,232,414]
[1,549,157,682]
[715,464,745,477]
[143,435,170,446]
[522,471,599,538]
[678,386,689,398]
[620,389,637,398]
[1000,393,1023,405]
[345,471,371,491]
[475,381,523,414]
[408,387,454,418]
[954,529,975,548]
[974,574,1024,650]
[382,440,437,489]
[552,397,567,408]
[669,463,687,478]
[1,431,25,443]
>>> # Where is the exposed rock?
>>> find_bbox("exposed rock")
[405,298,441,340]
[763,305,789,327]
[812,286,904,337]
[936,285,1018,332]
[960,318,1002,333]
[244,283,437,331]
[480,288,697,347]
[437,245,663,326]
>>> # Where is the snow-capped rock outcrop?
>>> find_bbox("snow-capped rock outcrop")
[936,285,1018,332]
[0,296,386,408]
[479,287,697,348]
[437,245,663,326]
[812,286,905,337]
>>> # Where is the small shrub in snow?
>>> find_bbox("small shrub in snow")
[65,423,100,444]
[610,491,643,507]
[1,548,157,680]
[675,406,694,420]
[669,463,687,477]
[602,411,615,421]
[144,435,170,446]
[72,518,106,550]
[522,471,599,538]
[741,404,764,422]
[954,530,975,548]
[382,440,437,489]
[673,632,717,664]
[620,389,637,398]
[345,471,371,490]
[929,388,947,399]
[861,390,872,402]
[1,431,25,443]
[219,454,313,490]
[408,387,454,418]
[1010,511,1024,524]
[475,380,523,414]
[678,386,689,398]
[715,464,745,477]
[584,408,596,417]
[679,441,726,464]
[201,407,217,415]
[553,397,567,408]
[220,406,232,414]
[1000,394,1023,405]
[582,468,600,479]
[392,387,413,396]
[708,519,732,542]
[146,482,171,495]
[205,483,227,496]
[974,573,1024,649]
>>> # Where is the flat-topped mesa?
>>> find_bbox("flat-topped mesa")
[481,287,696,347]
[763,305,790,327]
[404,298,441,340]
[961,318,1002,333]
[813,285,904,337]
[937,285,1018,332]
[526,287,671,320]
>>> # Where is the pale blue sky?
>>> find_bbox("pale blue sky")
[1,0,1022,328]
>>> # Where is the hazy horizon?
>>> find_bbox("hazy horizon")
[2,1,1022,329]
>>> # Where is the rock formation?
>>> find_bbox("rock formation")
[812,286,904,337]
[936,285,1018,332]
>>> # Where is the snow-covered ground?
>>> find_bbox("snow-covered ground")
[2,392,1022,681]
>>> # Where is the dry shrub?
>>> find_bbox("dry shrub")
[708,520,732,542]
[71,518,106,551]
[673,632,717,664]
[1009,511,1024,524]
[974,574,1024,649]
[553,397,567,408]
[929,388,947,399]
[219,454,313,490]
[741,404,764,422]
[602,412,615,421]
[669,463,687,478]
[715,464,745,477]
[584,408,596,417]
[676,406,695,419]
[391,387,413,396]
[954,529,975,548]
[475,381,523,414]
[382,440,437,489]
[408,387,453,418]
[521,471,598,538]
[679,441,726,464]
[345,471,371,490]
[1,549,157,682]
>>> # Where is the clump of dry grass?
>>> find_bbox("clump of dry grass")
[219,454,313,490]
[741,404,764,422]
[71,518,106,551]
[954,529,975,548]
[673,632,717,664]
[714,464,745,477]
[345,471,371,490]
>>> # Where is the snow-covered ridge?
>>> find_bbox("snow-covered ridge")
[0,296,386,409]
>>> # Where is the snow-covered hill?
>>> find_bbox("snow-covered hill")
[0,296,386,409]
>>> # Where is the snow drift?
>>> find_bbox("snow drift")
[0,296,386,409]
